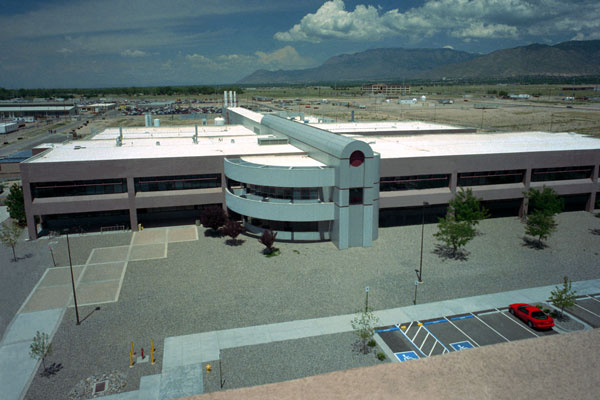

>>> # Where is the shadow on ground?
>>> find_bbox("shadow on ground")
[521,236,548,250]
[433,244,470,261]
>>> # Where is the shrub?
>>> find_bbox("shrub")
[367,339,377,347]
[222,220,244,242]
[377,352,386,361]
[259,229,277,254]
[199,206,227,233]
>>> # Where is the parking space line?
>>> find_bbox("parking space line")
[417,331,429,351]
[428,340,438,356]
[575,303,600,318]
[471,313,510,342]
[419,322,450,354]
[497,308,539,337]
[395,324,427,358]
[584,295,600,304]
[444,317,480,347]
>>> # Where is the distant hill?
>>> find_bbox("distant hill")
[238,40,600,84]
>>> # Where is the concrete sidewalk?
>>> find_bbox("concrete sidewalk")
[97,278,600,400]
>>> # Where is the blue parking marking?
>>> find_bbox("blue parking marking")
[450,341,474,351]
[449,315,475,321]
[423,319,448,325]
[375,327,400,333]
[394,351,420,362]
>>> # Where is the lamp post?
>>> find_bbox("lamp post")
[66,232,81,325]
[416,201,429,283]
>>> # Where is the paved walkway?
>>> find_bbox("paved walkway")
[0,226,198,400]
[99,278,600,400]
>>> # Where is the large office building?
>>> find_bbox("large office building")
[20,105,600,249]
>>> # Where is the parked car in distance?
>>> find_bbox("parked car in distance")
[509,303,554,330]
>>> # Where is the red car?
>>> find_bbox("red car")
[509,303,554,330]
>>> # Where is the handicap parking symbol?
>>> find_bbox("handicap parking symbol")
[394,351,420,362]
[450,341,474,351]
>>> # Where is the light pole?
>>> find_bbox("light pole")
[365,286,369,312]
[416,201,429,283]
[66,232,81,325]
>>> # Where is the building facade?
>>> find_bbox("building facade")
[20,107,600,249]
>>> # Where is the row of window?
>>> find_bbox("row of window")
[31,179,127,199]
[244,184,321,201]
[31,175,221,198]
[134,174,221,192]
[247,217,322,232]
[380,166,596,191]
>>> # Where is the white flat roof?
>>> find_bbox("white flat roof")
[313,121,468,133]
[28,135,305,163]
[82,103,116,107]
[92,125,256,140]
[0,106,76,111]
[240,154,325,167]
[352,131,600,159]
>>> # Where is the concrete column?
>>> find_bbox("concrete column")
[450,171,458,195]
[22,181,38,240]
[587,165,599,212]
[127,177,138,231]
[520,168,532,218]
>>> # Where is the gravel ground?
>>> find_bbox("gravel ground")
[25,211,600,399]
[0,228,55,339]
[202,332,387,393]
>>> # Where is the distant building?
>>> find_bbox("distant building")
[0,103,78,120]
[361,84,410,96]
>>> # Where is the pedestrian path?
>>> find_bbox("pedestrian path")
[100,278,600,400]
[0,226,198,400]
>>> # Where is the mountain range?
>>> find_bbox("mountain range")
[238,40,600,84]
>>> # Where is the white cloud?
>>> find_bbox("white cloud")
[185,46,313,71]
[185,53,212,63]
[121,49,148,57]
[57,48,72,54]
[275,0,600,44]
[443,45,454,49]
[255,46,313,69]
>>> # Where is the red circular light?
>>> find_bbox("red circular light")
[349,151,364,167]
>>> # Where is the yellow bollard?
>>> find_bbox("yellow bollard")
[206,364,212,372]
[151,338,155,364]
[129,349,134,368]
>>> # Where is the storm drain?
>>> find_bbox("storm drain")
[93,380,107,394]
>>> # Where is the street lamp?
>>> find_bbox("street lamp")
[65,232,81,325]
[416,201,429,283]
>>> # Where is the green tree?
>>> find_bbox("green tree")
[434,214,476,257]
[549,276,577,318]
[0,221,23,262]
[450,188,489,226]
[525,212,557,247]
[5,184,26,226]
[351,307,380,354]
[525,187,564,216]
[30,331,53,373]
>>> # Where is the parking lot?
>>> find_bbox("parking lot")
[377,294,600,362]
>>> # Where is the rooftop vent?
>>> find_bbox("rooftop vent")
[258,136,289,146]
[156,141,160,146]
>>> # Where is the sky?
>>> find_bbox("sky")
[1,0,599,88]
